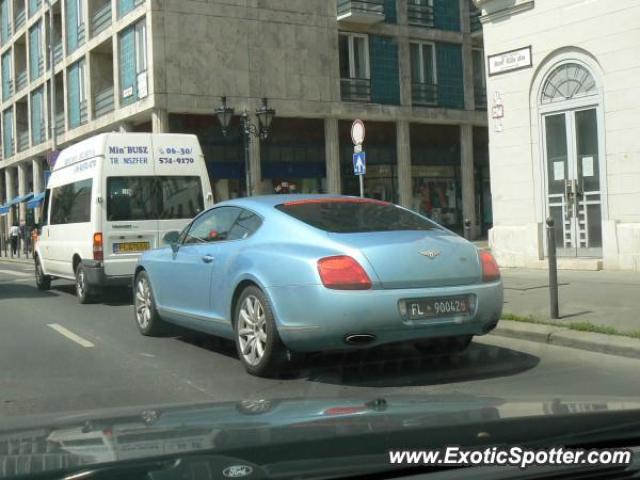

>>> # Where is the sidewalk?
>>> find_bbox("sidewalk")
[502,268,640,333]
[0,255,32,265]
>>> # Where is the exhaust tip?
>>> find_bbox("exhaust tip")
[344,334,376,346]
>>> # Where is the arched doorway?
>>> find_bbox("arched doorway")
[540,62,603,257]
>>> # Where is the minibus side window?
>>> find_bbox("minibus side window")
[50,179,92,225]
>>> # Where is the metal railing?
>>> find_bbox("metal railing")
[470,2,482,32]
[17,130,29,151]
[475,87,487,110]
[412,82,438,106]
[3,79,14,99]
[55,112,64,136]
[77,22,85,45]
[14,8,25,30]
[340,77,371,102]
[91,2,112,37]
[3,138,15,158]
[94,86,114,118]
[79,99,88,125]
[53,42,63,65]
[16,70,27,91]
[31,56,44,80]
[1,23,12,43]
[407,0,435,27]
[337,0,384,18]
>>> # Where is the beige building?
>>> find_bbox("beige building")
[0,0,489,239]
[476,0,640,270]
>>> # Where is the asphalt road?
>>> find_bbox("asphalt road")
[1,260,640,423]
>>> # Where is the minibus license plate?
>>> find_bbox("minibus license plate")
[114,242,150,254]
[405,296,471,320]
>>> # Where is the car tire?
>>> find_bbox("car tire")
[133,271,166,336]
[414,335,473,355]
[35,257,51,291]
[75,263,95,304]
[234,286,288,378]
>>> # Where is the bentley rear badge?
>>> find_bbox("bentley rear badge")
[420,250,441,259]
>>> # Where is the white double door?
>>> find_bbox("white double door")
[544,107,603,257]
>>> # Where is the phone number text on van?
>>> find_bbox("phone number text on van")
[158,157,195,165]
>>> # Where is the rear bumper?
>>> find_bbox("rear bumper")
[83,260,132,287]
[265,282,503,353]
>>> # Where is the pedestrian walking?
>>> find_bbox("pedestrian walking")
[9,223,19,256]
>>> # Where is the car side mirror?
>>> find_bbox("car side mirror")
[163,230,181,252]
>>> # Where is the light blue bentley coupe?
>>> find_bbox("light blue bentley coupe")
[133,195,503,377]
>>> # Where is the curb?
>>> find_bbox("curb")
[490,320,640,360]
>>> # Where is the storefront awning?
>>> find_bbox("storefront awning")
[26,192,45,209]
[7,193,34,206]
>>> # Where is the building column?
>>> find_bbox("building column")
[32,158,43,223]
[17,163,28,225]
[5,167,16,228]
[152,109,169,133]
[397,120,412,208]
[324,117,341,194]
[249,123,262,196]
[460,124,477,239]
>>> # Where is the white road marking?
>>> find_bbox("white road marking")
[0,269,31,277]
[47,324,95,348]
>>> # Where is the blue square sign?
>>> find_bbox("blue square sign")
[353,151,366,176]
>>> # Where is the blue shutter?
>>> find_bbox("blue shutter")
[118,0,135,18]
[436,43,464,109]
[31,88,44,144]
[434,0,460,32]
[66,0,78,53]
[1,0,10,44]
[369,35,400,105]
[29,0,40,17]
[68,62,80,128]
[119,25,136,105]
[2,52,11,100]
[3,107,13,158]
[29,24,41,80]
[384,0,397,24]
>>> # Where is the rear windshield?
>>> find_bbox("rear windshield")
[107,176,204,222]
[276,200,439,233]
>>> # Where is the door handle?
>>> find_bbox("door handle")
[202,255,215,264]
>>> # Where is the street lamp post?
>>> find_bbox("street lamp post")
[215,97,275,197]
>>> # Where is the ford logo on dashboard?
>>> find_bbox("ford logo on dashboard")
[420,250,441,259]
[223,465,253,478]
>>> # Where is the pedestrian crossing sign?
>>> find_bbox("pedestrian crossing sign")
[353,151,366,176]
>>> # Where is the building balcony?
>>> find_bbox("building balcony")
[17,130,29,152]
[91,2,112,37]
[14,8,25,30]
[337,0,385,25]
[340,77,371,102]
[475,87,487,111]
[55,112,64,137]
[407,0,435,27]
[412,82,438,107]
[94,86,114,118]
[15,70,27,92]
[53,42,63,65]
[470,8,482,33]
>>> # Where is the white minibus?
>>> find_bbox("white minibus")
[34,133,213,303]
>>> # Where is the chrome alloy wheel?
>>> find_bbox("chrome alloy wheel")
[135,276,152,330]
[237,295,267,366]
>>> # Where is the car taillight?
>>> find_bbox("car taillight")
[93,232,104,262]
[479,250,500,282]
[323,406,367,416]
[317,256,372,290]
